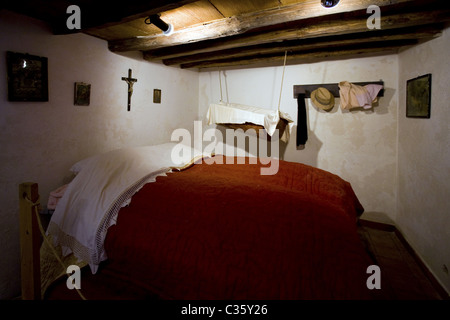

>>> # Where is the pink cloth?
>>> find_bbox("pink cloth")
[339,81,383,110]
[47,184,69,210]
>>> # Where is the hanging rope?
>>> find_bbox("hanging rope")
[277,50,288,112]
[217,51,287,111]
[24,195,87,300]
[218,69,223,103]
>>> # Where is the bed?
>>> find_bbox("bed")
[20,143,376,300]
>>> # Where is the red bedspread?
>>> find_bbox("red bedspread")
[103,156,373,299]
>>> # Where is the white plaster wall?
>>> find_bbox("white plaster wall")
[0,11,198,299]
[397,27,450,294]
[199,55,398,225]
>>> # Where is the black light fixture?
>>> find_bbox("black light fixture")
[144,14,174,36]
[321,0,340,8]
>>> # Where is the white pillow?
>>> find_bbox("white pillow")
[69,142,201,174]
[70,154,100,174]
[49,142,202,273]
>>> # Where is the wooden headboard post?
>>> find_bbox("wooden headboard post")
[19,182,41,300]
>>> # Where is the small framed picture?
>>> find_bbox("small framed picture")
[153,89,161,104]
[406,74,431,118]
[6,51,48,101]
[74,82,91,106]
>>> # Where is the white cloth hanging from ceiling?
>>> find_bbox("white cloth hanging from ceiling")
[206,51,293,141]
[206,101,293,137]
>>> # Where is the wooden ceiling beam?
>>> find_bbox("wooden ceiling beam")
[161,25,443,66]
[4,0,199,34]
[143,9,450,61]
[179,41,415,69]
[109,0,436,52]
[86,1,199,28]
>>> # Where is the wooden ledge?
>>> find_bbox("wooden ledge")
[293,81,384,98]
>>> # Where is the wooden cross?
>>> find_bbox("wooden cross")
[121,68,137,111]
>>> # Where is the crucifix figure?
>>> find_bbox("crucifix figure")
[121,68,137,111]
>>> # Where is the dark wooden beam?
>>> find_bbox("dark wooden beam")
[161,25,442,66]
[293,81,384,98]
[178,41,413,69]
[110,0,446,52]
[142,9,450,62]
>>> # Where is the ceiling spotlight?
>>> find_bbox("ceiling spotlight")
[321,0,340,8]
[145,14,174,36]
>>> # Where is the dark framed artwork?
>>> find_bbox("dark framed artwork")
[74,82,91,106]
[153,89,161,104]
[406,73,431,118]
[6,51,48,101]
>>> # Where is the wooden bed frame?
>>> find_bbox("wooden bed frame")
[221,117,289,140]
[19,182,41,300]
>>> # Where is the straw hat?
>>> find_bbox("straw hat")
[311,87,335,111]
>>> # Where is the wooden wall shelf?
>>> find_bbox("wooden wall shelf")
[293,81,384,98]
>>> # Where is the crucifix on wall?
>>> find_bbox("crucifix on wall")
[121,68,137,111]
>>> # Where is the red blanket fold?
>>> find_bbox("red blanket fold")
[104,156,372,299]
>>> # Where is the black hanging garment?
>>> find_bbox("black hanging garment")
[296,93,308,146]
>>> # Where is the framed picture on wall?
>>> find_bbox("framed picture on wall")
[74,82,91,106]
[153,89,161,104]
[6,51,48,101]
[406,73,431,118]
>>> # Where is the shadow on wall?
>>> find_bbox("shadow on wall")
[287,125,322,168]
